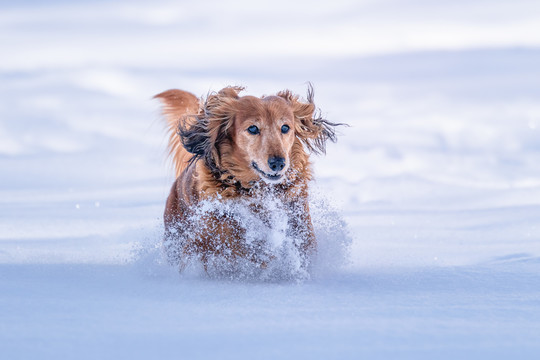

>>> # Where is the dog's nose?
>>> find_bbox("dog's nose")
[268,156,286,172]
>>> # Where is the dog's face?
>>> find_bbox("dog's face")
[178,85,338,187]
[231,96,296,183]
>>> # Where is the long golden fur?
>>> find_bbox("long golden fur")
[154,85,339,272]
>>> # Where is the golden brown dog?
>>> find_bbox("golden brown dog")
[155,85,339,273]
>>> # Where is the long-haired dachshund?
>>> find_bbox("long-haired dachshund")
[155,85,339,273]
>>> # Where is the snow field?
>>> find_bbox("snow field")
[2,1,540,358]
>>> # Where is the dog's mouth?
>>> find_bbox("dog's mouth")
[251,162,283,182]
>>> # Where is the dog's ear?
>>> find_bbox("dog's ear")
[202,86,243,132]
[177,115,209,158]
[277,84,341,154]
[179,86,245,170]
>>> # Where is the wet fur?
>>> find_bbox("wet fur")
[154,85,339,271]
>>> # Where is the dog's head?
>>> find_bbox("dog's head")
[180,85,339,186]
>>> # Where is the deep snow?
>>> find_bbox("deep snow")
[2,1,540,359]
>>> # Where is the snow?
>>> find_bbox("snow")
[2,0,540,358]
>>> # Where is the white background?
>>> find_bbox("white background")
[1,0,540,358]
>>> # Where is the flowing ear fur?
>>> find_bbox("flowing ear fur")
[178,86,244,173]
[277,84,343,154]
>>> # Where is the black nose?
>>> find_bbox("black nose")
[268,156,285,172]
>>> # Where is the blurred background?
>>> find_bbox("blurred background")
[1,0,540,266]
[2,1,540,358]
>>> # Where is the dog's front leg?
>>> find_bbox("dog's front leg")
[194,212,272,269]
[287,199,317,264]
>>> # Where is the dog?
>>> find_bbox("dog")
[154,85,339,273]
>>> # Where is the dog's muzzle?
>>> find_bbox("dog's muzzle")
[252,161,284,182]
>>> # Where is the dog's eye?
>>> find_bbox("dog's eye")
[247,125,260,135]
[281,124,290,134]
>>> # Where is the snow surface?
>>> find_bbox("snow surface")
[1,1,540,359]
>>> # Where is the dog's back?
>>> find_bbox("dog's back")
[154,89,200,177]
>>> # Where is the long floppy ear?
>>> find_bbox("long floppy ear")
[277,84,342,154]
[178,86,244,172]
